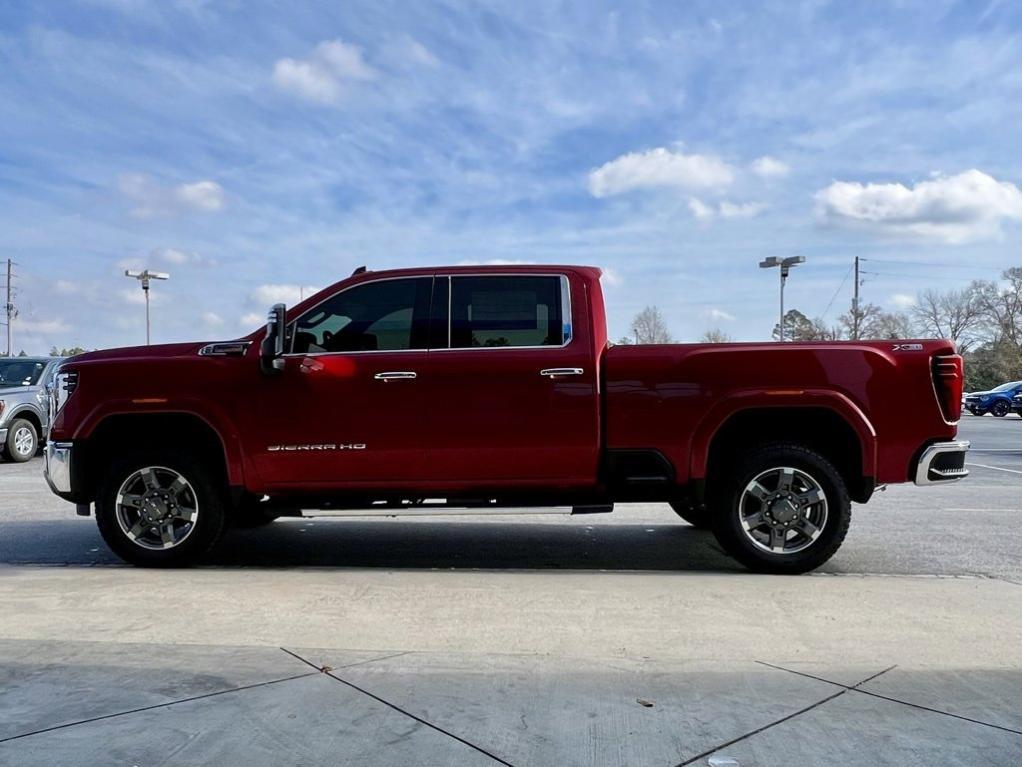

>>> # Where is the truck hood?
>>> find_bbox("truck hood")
[68,342,215,365]
[0,385,40,396]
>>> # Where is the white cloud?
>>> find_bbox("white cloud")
[689,198,766,220]
[704,308,736,322]
[54,280,81,295]
[688,198,715,219]
[240,312,264,328]
[718,200,767,218]
[814,170,1022,244]
[600,267,623,287]
[119,174,226,217]
[174,181,224,212]
[588,147,735,198]
[750,156,790,179]
[16,318,71,334]
[889,293,916,309]
[201,311,224,327]
[249,284,320,306]
[272,39,376,105]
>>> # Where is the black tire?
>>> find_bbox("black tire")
[993,401,1010,417]
[709,443,851,574]
[95,451,227,567]
[669,500,711,529]
[4,418,38,463]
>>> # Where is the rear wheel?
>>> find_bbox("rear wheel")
[709,443,851,574]
[4,418,38,463]
[95,452,227,567]
[993,401,1010,417]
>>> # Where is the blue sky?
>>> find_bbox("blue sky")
[2,0,1022,353]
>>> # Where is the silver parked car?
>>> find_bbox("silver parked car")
[0,357,64,462]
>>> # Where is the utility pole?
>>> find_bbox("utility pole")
[124,269,170,345]
[852,256,860,341]
[4,258,13,358]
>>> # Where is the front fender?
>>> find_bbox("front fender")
[74,398,245,487]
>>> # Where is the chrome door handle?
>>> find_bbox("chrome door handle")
[374,371,417,381]
[540,368,584,378]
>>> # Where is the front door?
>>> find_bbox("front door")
[244,276,433,489]
[423,273,600,486]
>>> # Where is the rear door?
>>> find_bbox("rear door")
[423,272,600,486]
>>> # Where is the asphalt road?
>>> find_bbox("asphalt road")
[1,413,1019,581]
[1,415,1020,766]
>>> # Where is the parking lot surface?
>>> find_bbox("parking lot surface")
[1,415,1020,765]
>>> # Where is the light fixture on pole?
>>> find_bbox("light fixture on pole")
[759,256,805,342]
[124,269,169,345]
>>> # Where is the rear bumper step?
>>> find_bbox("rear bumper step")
[914,440,970,485]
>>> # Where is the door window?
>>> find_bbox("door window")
[447,275,569,349]
[291,278,432,354]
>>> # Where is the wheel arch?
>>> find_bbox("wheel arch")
[691,392,877,503]
[78,411,238,502]
[7,406,43,437]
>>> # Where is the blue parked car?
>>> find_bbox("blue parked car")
[964,381,1022,417]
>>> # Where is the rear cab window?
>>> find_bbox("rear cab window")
[434,274,572,349]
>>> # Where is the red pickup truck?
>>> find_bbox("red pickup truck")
[44,265,968,573]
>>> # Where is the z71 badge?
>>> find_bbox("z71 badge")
[267,443,367,452]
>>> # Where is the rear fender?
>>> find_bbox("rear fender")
[689,388,877,481]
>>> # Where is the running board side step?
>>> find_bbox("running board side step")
[301,503,614,518]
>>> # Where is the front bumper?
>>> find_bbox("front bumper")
[914,440,970,485]
[0,427,7,445]
[44,441,73,495]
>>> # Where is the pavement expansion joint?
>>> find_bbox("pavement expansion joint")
[756,661,1022,737]
[674,687,850,767]
[0,671,319,744]
[280,647,514,766]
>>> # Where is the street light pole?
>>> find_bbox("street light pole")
[124,269,169,345]
[759,256,806,342]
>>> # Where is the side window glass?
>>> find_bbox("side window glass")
[291,278,431,354]
[449,276,568,349]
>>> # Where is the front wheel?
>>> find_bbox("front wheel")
[992,401,1010,417]
[4,418,38,463]
[95,452,227,567]
[709,443,851,574]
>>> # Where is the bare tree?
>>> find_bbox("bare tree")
[911,288,982,351]
[630,306,673,344]
[837,303,913,340]
[972,268,1022,345]
[700,328,733,343]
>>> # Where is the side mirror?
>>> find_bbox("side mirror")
[260,303,287,374]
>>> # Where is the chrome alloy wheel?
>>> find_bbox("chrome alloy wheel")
[739,466,828,555]
[13,426,35,457]
[115,466,199,550]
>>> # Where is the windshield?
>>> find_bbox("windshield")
[0,360,46,388]
[990,381,1022,393]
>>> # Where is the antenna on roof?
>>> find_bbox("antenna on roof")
[351,265,367,276]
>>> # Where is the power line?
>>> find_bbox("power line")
[820,262,854,320]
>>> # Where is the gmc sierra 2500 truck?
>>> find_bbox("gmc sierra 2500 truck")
[44,265,968,573]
